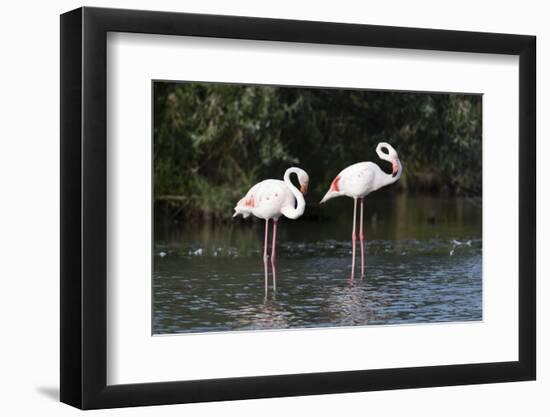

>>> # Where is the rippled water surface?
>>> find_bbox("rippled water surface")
[153,195,482,334]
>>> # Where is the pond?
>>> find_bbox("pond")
[153,194,482,334]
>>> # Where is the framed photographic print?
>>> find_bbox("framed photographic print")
[60,6,536,410]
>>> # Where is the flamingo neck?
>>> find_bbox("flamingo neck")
[376,143,402,187]
[378,158,402,189]
[282,168,306,219]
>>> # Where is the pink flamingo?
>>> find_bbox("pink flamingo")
[233,167,309,296]
[320,142,402,279]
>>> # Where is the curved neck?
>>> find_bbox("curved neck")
[375,143,402,188]
[380,156,402,187]
[282,168,306,219]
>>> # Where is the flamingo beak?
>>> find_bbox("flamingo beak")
[392,159,399,177]
[300,183,308,195]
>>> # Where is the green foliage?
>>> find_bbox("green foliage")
[154,82,482,220]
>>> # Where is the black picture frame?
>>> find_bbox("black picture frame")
[60,6,536,410]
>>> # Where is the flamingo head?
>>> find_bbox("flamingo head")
[284,167,309,195]
[391,158,401,177]
[376,142,400,177]
[297,169,309,195]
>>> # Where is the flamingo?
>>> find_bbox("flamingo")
[233,167,309,297]
[320,142,402,279]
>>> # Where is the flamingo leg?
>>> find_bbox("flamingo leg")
[350,198,358,280]
[360,198,365,279]
[263,218,269,298]
[271,219,278,293]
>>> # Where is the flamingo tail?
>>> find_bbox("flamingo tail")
[320,189,340,204]
[233,203,251,218]
[320,175,342,204]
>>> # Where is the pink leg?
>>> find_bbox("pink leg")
[271,219,278,292]
[350,198,358,280]
[360,198,365,279]
[263,219,269,298]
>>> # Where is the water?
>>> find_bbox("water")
[153,195,482,334]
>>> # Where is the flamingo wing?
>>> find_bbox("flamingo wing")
[321,162,381,203]
[339,162,379,197]
[233,183,261,218]
[233,180,290,219]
